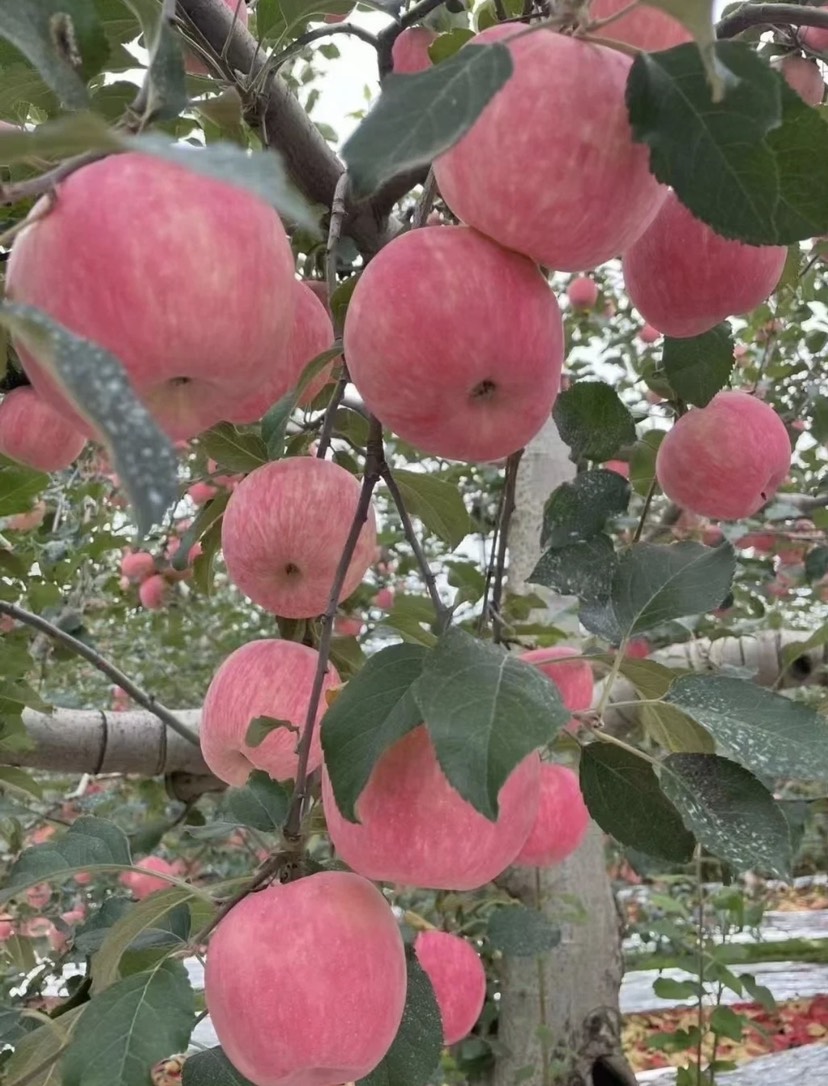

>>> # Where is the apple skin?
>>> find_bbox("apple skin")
[6,153,296,441]
[638,323,661,344]
[0,916,14,941]
[588,0,691,51]
[567,277,599,309]
[186,0,249,75]
[514,763,590,867]
[343,225,564,463]
[188,481,218,506]
[120,856,177,900]
[775,55,824,105]
[204,871,406,1086]
[603,459,629,479]
[802,7,828,54]
[622,191,787,338]
[374,587,394,609]
[121,550,156,582]
[656,391,791,520]
[221,457,377,619]
[0,386,86,471]
[520,647,593,713]
[414,930,486,1046]
[321,725,541,890]
[391,27,437,74]
[433,27,666,272]
[200,639,341,786]
[138,574,169,611]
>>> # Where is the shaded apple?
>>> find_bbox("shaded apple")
[0,386,86,471]
[801,7,828,53]
[514,763,590,867]
[391,27,437,74]
[186,0,249,76]
[120,856,177,900]
[414,930,487,1045]
[603,459,629,478]
[120,550,156,582]
[638,323,662,344]
[775,54,824,104]
[520,646,593,713]
[567,276,599,309]
[588,0,691,51]
[139,574,169,611]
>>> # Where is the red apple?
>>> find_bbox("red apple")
[625,637,651,659]
[622,191,787,338]
[205,872,406,1086]
[521,646,593,712]
[322,725,540,890]
[736,531,777,553]
[603,459,629,478]
[186,0,249,75]
[514,763,590,867]
[802,7,828,53]
[0,916,15,941]
[111,686,131,712]
[391,27,437,74]
[0,615,14,634]
[374,587,394,610]
[656,391,791,520]
[120,550,156,582]
[26,883,52,910]
[334,615,364,638]
[567,276,599,309]
[120,856,177,900]
[139,574,169,611]
[200,639,341,786]
[188,481,219,505]
[221,457,377,619]
[0,386,85,471]
[588,0,691,51]
[638,323,662,344]
[414,930,486,1045]
[775,55,824,104]
[344,226,563,462]
[432,27,666,271]
[6,153,296,441]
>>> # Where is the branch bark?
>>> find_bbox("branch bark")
[717,2,828,39]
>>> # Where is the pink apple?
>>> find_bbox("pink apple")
[7,500,46,531]
[414,930,486,1045]
[334,616,364,638]
[603,459,629,478]
[702,525,724,547]
[625,637,651,659]
[514,763,590,867]
[112,686,131,712]
[432,27,666,271]
[322,725,540,890]
[120,550,156,582]
[802,7,828,53]
[120,856,177,900]
[139,573,169,611]
[0,615,14,634]
[6,153,296,441]
[521,647,594,711]
[374,587,394,610]
[0,916,15,941]
[200,639,341,786]
[205,872,406,1086]
[656,391,791,520]
[188,481,219,506]
[775,55,824,104]
[186,0,249,76]
[0,386,86,471]
[73,872,92,887]
[61,906,87,926]
[638,323,662,344]
[344,226,563,462]
[567,276,599,309]
[221,457,377,619]
[622,191,787,338]
[26,883,52,910]
[736,531,777,553]
[588,0,691,51]
[391,27,437,74]
[304,279,328,306]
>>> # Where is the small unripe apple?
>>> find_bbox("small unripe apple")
[205,872,406,1086]
[139,574,169,611]
[221,457,377,619]
[514,763,590,867]
[120,856,177,900]
[588,0,691,51]
[414,930,487,1045]
[322,725,540,890]
[567,276,599,310]
[775,55,824,104]
[391,27,437,74]
[120,550,155,582]
[344,225,564,463]
[200,639,341,786]
[186,0,249,76]
[0,386,86,471]
[801,7,828,54]
[656,391,791,520]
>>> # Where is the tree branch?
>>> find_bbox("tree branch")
[717,2,828,39]
[267,22,378,72]
[491,450,523,644]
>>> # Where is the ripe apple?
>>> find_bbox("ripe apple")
[343,226,564,462]
[520,647,593,712]
[6,153,296,441]
[514,763,590,867]
[414,930,486,1045]
[111,685,131,712]
[775,55,824,104]
[0,916,15,941]
[622,191,787,338]
[186,0,249,75]
[736,531,777,553]
[139,574,169,611]
[120,550,155,582]
[187,481,218,505]
[638,323,662,344]
[374,587,394,609]
[26,883,52,910]
[200,638,341,786]
[391,27,437,74]
[656,391,791,520]
[204,872,406,1086]
[801,7,828,53]
[120,856,177,900]
[625,637,651,659]
[221,457,377,619]
[432,27,666,271]
[334,615,364,638]
[0,386,86,471]
[603,459,629,478]
[588,0,691,51]
[567,276,599,309]
[321,725,540,890]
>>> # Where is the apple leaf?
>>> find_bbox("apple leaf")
[3,1006,86,1086]
[123,0,187,123]
[391,470,472,550]
[487,905,561,957]
[415,628,569,820]
[529,535,618,607]
[221,771,292,831]
[0,460,49,516]
[199,423,267,473]
[244,715,296,748]
[579,743,695,862]
[183,1047,256,1086]
[629,430,667,497]
[0,111,122,161]
[642,1,722,98]
[553,381,637,463]
[662,323,734,407]
[171,489,230,571]
[541,469,631,549]
[261,347,341,461]
[343,42,514,199]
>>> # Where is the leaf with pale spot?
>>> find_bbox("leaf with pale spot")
[541,470,630,549]
[662,324,734,407]
[553,382,637,463]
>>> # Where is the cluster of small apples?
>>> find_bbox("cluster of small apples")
[0,878,89,955]
[119,532,203,611]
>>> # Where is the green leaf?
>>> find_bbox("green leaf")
[640,702,715,755]
[244,715,295,748]
[415,628,569,820]
[627,42,828,244]
[359,952,443,1086]
[579,744,695,862]
[1,816,131,902]
[653,978,701,1001]
[487,905,560,957]
[61,960,195,1086]
[199,422,267,473]
[629,430,667,497]
[221,770,292,831]
[4,1006,85,1086]
[391,470,472,550]
[642,1,721,96]
[260,347,340,460]
[0,305,177,536]
[0,461,49,515]
[428,28,475,64]
[321,643,427,822]
[343,42,514,199]
[709,1005,745,1041]
[541,469,630,549]
[0,1006,37,1047]
[183,1047,256,1086]
[0,766,43,798]
[552,381,637,463]
[172,489,229,571]
[0,111,122,162]
[380,594,439,648]
[660,753,792,876]
[665,674,828,782]
[529,535,618,605]
[662,324,734,407]
[804,549,828,585]
[74,897,132,955]
[124,0,187,123]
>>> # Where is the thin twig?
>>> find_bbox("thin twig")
[0,151,106,208]
[0,600,199,746]
[491,450,523,645]
[717,2,828,39]
[632,476,658,545]
[411,169,437,229]
[315,370,350,461]
[267,22,378,72]
[316,171,352,461]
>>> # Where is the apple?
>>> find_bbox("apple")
[414,930,486,1045]
[432,27,666,271]
[120,550,156,582]
[7,500,46,531]
[625,637,651,659]
[200,638,341,786]
[0,916,15,941]
[638,323,662,345]
[775,55,824,104]
[73,871,92,887]
[204,871,406,1086]
[26,883,52,910]
[321,725,540,890]
[801,7,828,53]
[334,615,364,638]
[139,573,169,611]
[514,763,590,867]
[567,276,599,309]
[391,27,437,74]
[520,647,593,712]
[603,459,629,478]
[0,615,14,634]
[221,457,377,619]
[656,391,791,520]
[343,226,564,462]
[374,587,394,610]
[588,0,691,52]
[0,386,86,471]
[61,906,87,926]
[186,0,249,76]
[622,191,787,338]
[188,481,219,505]
[112,685,131,712]
[120,856,177,900]
[6,152,296,442]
